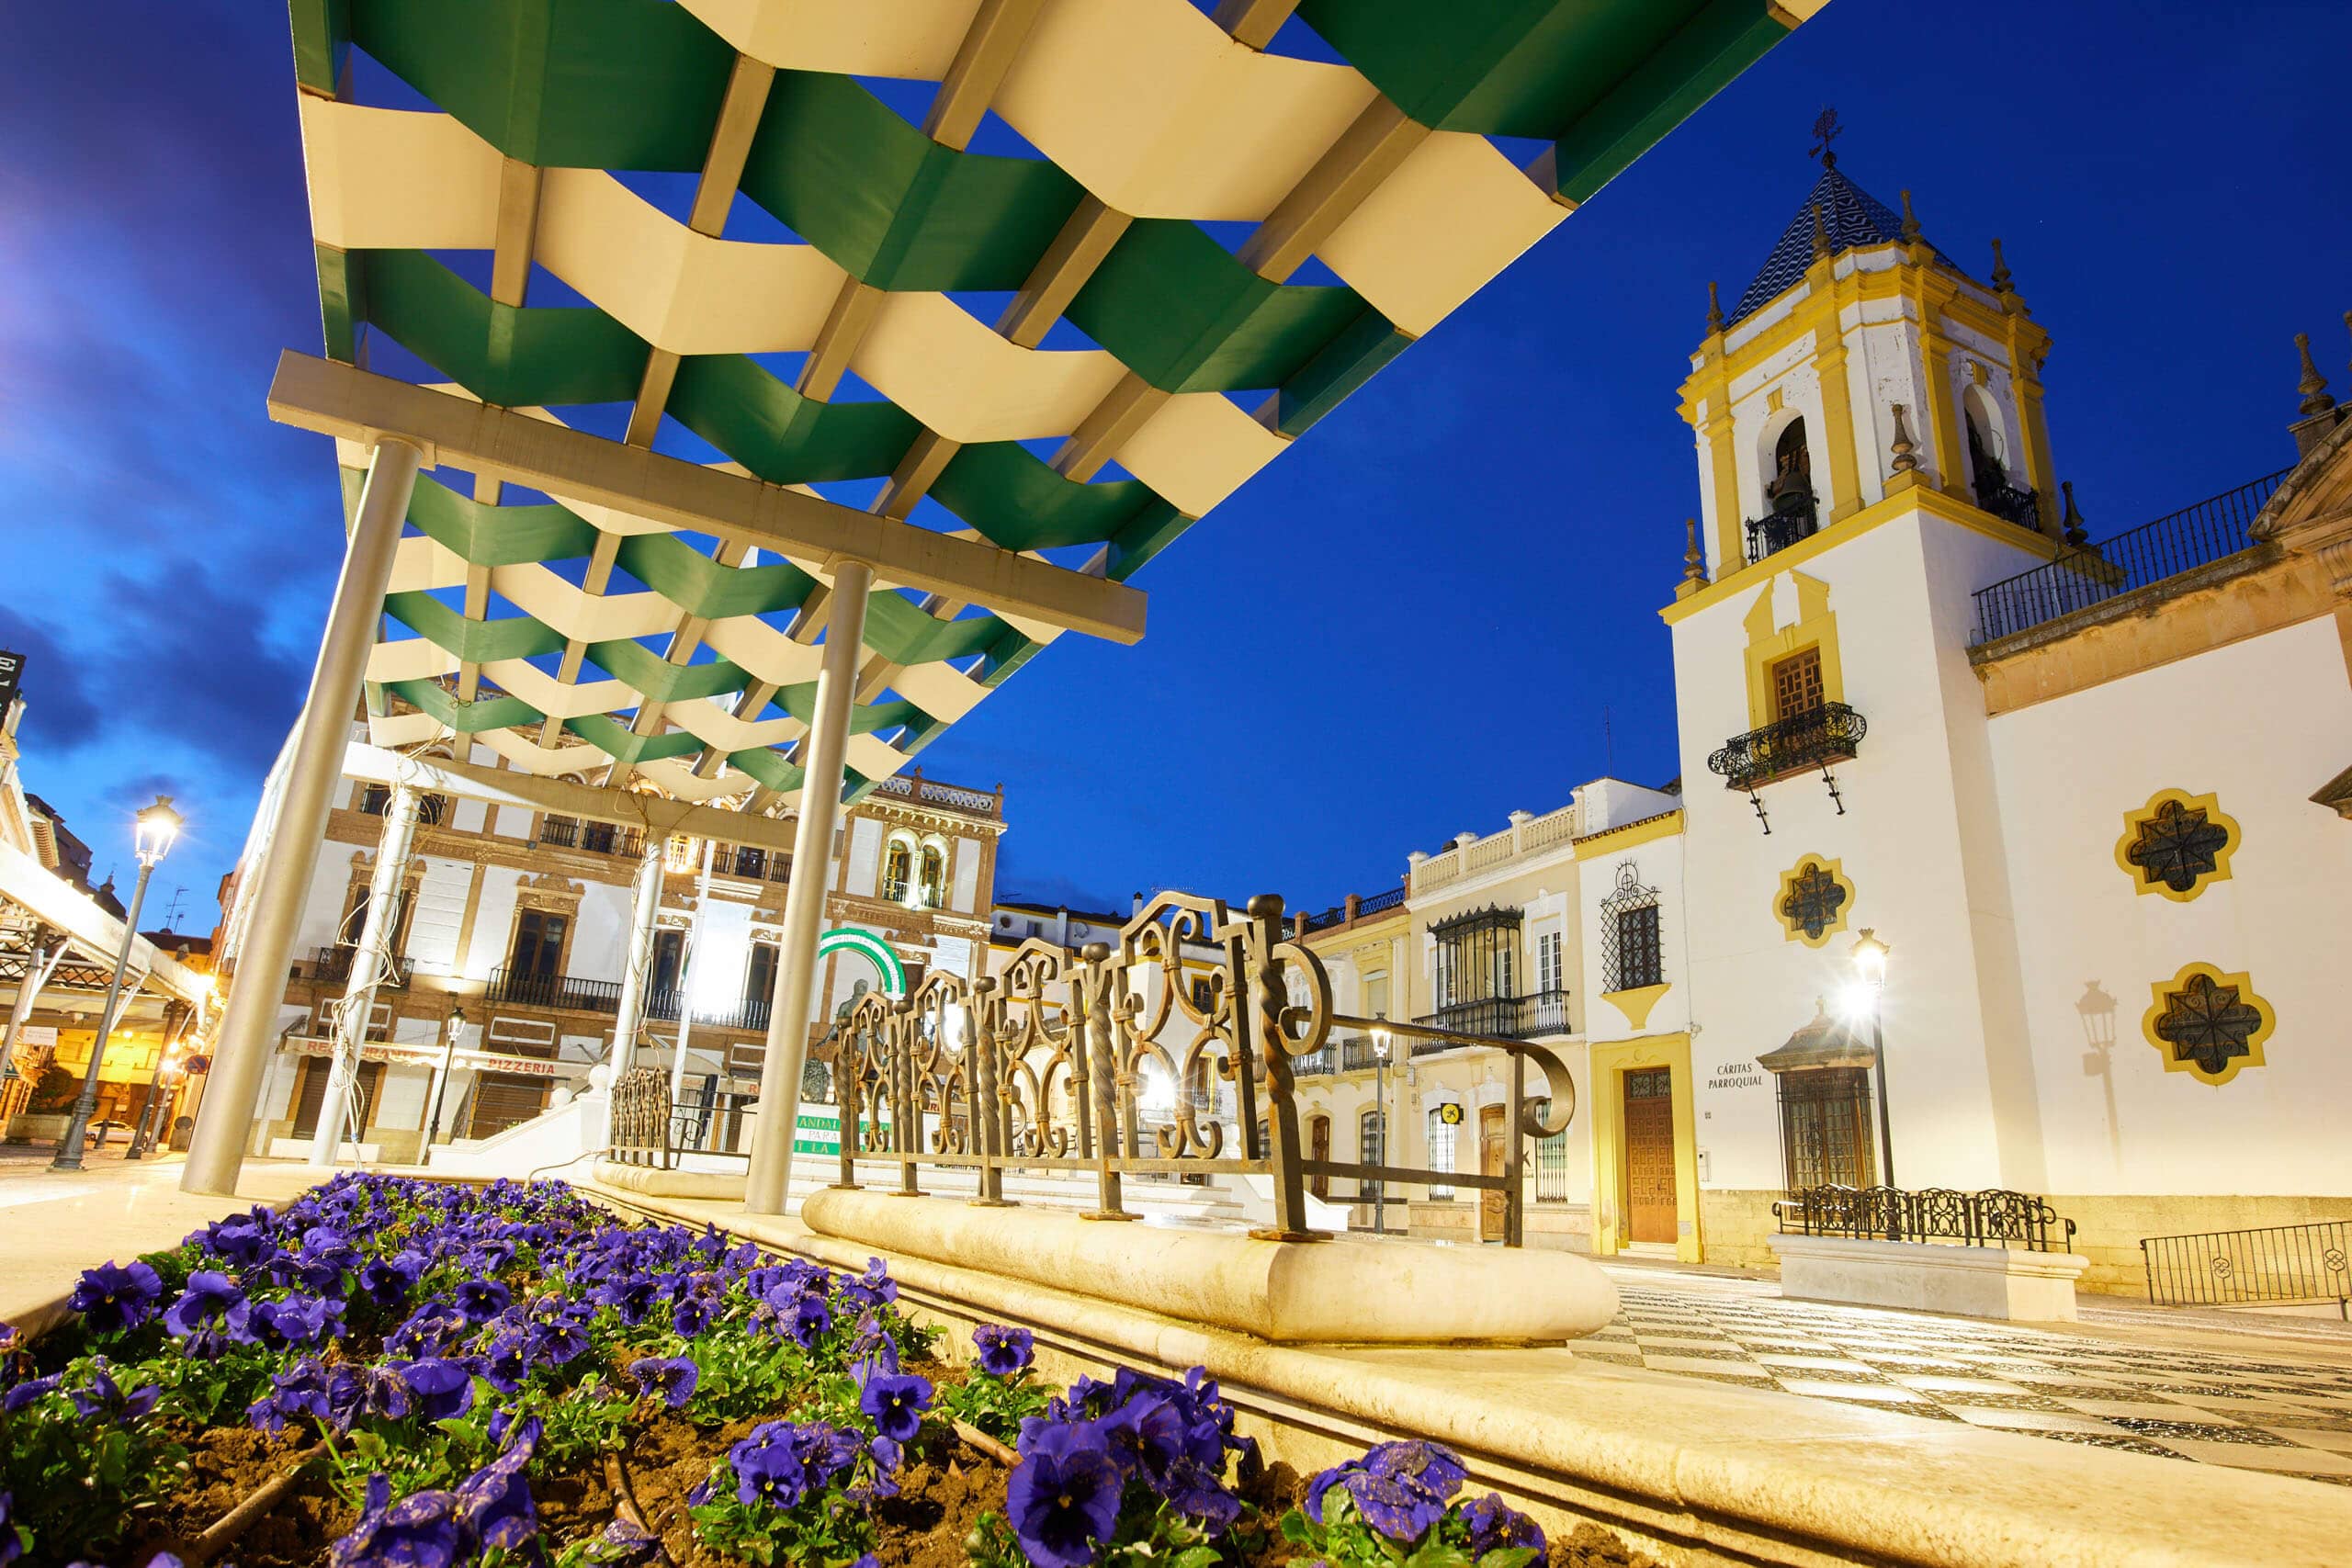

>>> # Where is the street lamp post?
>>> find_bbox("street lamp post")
[124,1002,193,1160]
[1371,1026,1392,1236]
[421,1002,466,1168]
[1851,928,1894,1190]
[52,796,182,1172]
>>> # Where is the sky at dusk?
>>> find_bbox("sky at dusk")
[2,1,2347,928]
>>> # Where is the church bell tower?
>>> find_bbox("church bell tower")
[1675,122,2065,593]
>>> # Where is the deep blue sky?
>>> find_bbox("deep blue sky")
[2,2,2346,928]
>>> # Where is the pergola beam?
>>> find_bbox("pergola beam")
[343,742,801,852]
[267,351,1148,644]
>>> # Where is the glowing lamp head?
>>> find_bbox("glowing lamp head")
[1849,927,1890,991]
[447,1002,468,1034]
[1372,1027,1392,1062]
[133,795,184,867]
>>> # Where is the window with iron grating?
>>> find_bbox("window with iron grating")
[1600,863,1663,992]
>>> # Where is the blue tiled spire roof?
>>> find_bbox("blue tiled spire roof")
[1727,163,1948,325]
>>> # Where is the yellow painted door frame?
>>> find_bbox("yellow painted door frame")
[1588,1033,1703,1263]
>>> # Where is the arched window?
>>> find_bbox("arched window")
[1769,417,1813,515]
[882,838,913,903]
[1964,388,2034,527]
[917,843,947,908]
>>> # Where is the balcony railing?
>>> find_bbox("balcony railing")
[646,987,774,1032]
[537,818,646,857]
[1774,1185,2077,1253]
[487,965,621,1015]
[1706,701,1867,794]
[311,945,408,989]
[1970,468,2292,645]
[1410,990,1570,1044]
[1300,884,1407,932]
[1743,492,1819,565]
[866,768,1003,819]
[1975,481,2041,532]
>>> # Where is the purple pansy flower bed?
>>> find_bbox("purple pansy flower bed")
[0,1174,1552,1568]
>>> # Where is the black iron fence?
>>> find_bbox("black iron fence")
[2141,1220,2351,1315]
[1970,468,2292,644]
[1774,1184,2077,1253]
[1706,702,1867,794]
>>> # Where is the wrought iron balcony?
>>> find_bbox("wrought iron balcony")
[311,944,407,989]
[1706,702,1867,794]
[646,987,774,1032]
[487,965,621,1014]
[1974,481,2041,531]
[1409,990,1571,1045]
[1743,491,1819,565]
[537,818,645,857]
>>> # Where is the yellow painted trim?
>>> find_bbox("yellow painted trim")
[1773,853,1854,948]
[1660,484,2060,626]
[1740,571,1843,733]
[1588,1033,1702,1263]
[1808,294,1864,522]
[1571,808,1684,858]
[1602,983,1670,1031]
[2142,963,2275,1089]
[2114,789,2242,903]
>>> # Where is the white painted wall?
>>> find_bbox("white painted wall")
[1986,616,2352,1197]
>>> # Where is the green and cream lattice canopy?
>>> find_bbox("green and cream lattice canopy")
[291,0,1820,807]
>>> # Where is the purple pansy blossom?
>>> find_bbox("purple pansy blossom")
[2,1375,62,1414]
[394,1359,476,1422]
[1006,1423,1125,1568]
[627,1355,699,1411]
[67,1365,161,1423]
[330,1475,468,1568]
[163,1271,246,1338]
[247,1292,344,1351]
[458,1416,540,1550]
[1461,1493,1546,1559]
[69,1260,164,1335]
[451,1279,511,1323]
[856,1366,933,1444]
[973,1324,1034,1378]
[1305,1439,1468,1544]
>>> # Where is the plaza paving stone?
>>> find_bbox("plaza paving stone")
[1588,1270,2352,1481]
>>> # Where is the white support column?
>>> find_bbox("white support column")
[669,837,718,1134]
[0,930,66,1089]
[183,437,424,1196]
[310,784,420,1167]
[747,559,873,1214]
[608,844,664,1077]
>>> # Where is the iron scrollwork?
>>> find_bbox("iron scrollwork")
[815,892,1578,1247]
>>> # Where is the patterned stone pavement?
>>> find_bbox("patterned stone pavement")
[1580,1274,2352,1483]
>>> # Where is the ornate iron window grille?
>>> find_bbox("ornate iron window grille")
[1599,864,1663,993]
[1706,701,1866,833]
[1779,862,1849,943]
[2152,971,2265,1079]
[2123,799,2231,895]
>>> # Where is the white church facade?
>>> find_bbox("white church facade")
[1295,158,2352,1292]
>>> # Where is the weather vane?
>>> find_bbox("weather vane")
[1810,106,1840,168]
